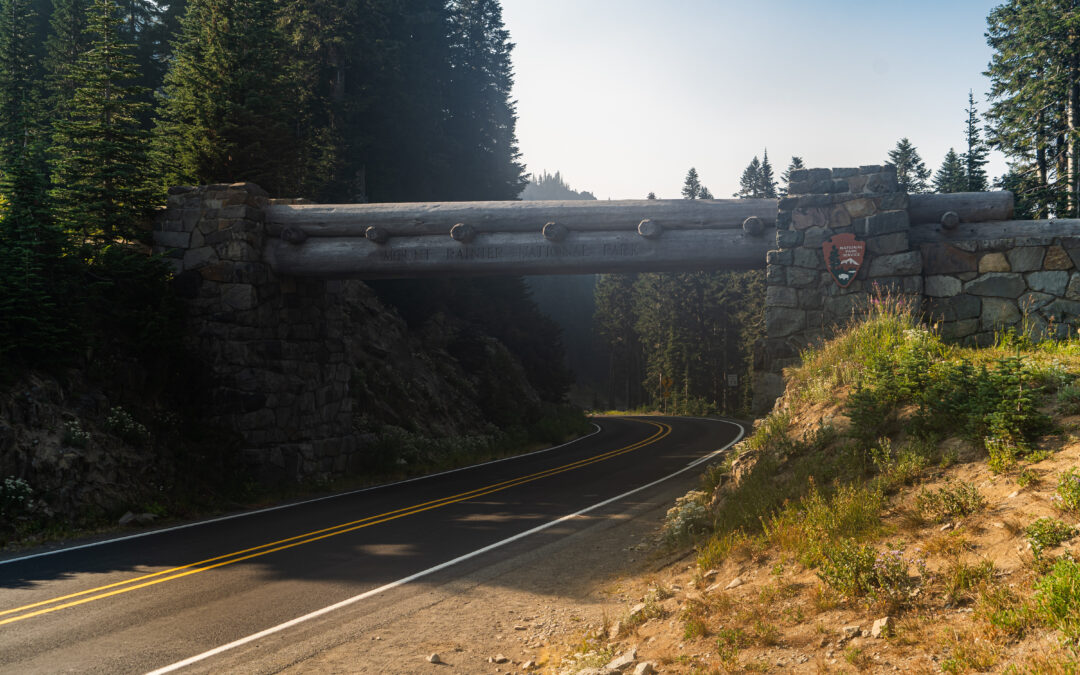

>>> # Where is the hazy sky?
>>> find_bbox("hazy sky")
[501,0,1007,200]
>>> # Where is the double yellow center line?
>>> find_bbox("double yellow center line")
[1,418,670,627]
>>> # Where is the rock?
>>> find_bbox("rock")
[633,663,657,675]
[492,654,509,664]
[628,602,647,621]
[1045,245,1073,270]
[871,617,893,638]
[1008,491,1019,499]
[428,653,442,664]
[608,620,623,640]
[940,523,953,531]
[725,577,744,590]
[1027,270,1070,295]
[1007,246,1046,272]
[522,660,536,670]
[979,252,1011,273]
[867,251,922,278]
[980,297,1021,330]
[965,272,1027,298]
[841,625,861,640]
[118,511,135,526]
[605,647,638,671]
[133,512,157,524]
[924,275,962,298]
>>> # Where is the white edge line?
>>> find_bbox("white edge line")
[0,423,604,566]
[144,417,746,675]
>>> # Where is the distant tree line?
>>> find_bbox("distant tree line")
[0,0,565,405]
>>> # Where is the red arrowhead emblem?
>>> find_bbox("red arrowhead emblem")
[822,233,865,288]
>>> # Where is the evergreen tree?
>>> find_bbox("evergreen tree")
[933,148,967,193]
[153,0,299,195]
[736,156,762,198]
[681,167,702,199]
[698,185,714,199]
[962,90,990,192]
[779,156,804,197]
[0,0,70,365]
[44,0,89,115]
[50,0,155,246]
[646,191,656,200]
[444,0,527,200]
[985,0,1080,216]
[759,149,777,198]
[887,138,931,193]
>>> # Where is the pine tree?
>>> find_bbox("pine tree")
[933,148,967,193]
[153,0,299,195]
[681,167,702,199]
[50,0,154,246]
[779,156,804,197]
[698,185,714,199]
[646,191,656,200]
[759,149,777,198]
[736,156,762,198]
[887,138,931,193]
[962,91,989,192]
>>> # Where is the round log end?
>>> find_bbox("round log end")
[542,221,569,242]
[364,225,389,244]
[940,210,960,229]
[280,226,308,245]
[637,218,662,239]
[450,222,477,243]
[742,216,764,236]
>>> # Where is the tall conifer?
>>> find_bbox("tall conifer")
[887,138,931,193]
[760,149,777,198]
[50,0,154,246]
[933,148,967,193]
[962,91,989,192]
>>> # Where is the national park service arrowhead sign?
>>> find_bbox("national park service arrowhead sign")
[822,233,865,288]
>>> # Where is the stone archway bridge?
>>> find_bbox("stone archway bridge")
[154,165,1080,479]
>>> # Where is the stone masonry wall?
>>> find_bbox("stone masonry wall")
[922,237,1080,344]
[154,183,355,481]
[753,165,1080,413]
[753,165,921,412]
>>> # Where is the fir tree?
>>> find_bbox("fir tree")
[0,0,69,365]
[50,0,154,246]
[736,156,762,198]
[887,138,931,193]
[779,156,804,197]
[962,90,990,192]
[933,148,967,193]
[153,0,298,194]
[681,167,702,199]
[44,0,89,115]
[445,0,527,200]
[759,149,777,198]
[698,185,714,199]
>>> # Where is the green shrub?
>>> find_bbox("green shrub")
[0,476,33,520]
[1026,518,1076,559]
[915,481,986,523]
[1054,468,1080,512]
[1058,384,1080,415]
[62,419,90,448]
[1034,557,1080,644]
[662,490,711,546]
[104,406,150,447]
[816,539,924,611]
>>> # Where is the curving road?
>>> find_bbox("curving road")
[0,416,743,674]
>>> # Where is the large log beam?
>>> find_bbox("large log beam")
[908,191,1014,225]
[265,199,778,238]
[910,218,1080,244]
[265,228,776,279]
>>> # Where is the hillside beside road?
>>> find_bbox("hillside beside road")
[542,298,1080,674]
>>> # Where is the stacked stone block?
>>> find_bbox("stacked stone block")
[154,184,355,481]
[753,166,922,411]
[921,237,1080,344]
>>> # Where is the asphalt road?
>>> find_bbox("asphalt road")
[0,415,743,674]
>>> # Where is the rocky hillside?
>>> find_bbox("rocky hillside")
[0,278,584,548]
[549,297,1080,673]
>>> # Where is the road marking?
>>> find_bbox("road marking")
[145,417,745,675]
[0,423,604,567]
[0,420,669,626]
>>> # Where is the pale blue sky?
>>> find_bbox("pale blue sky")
[501,0,1007,200]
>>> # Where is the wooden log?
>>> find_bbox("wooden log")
[265,198,779,238]
[910,218,1080,244]
[264,228,776,279]
[908,191,1014,225]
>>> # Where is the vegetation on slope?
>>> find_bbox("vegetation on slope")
[563,297,1080,673]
